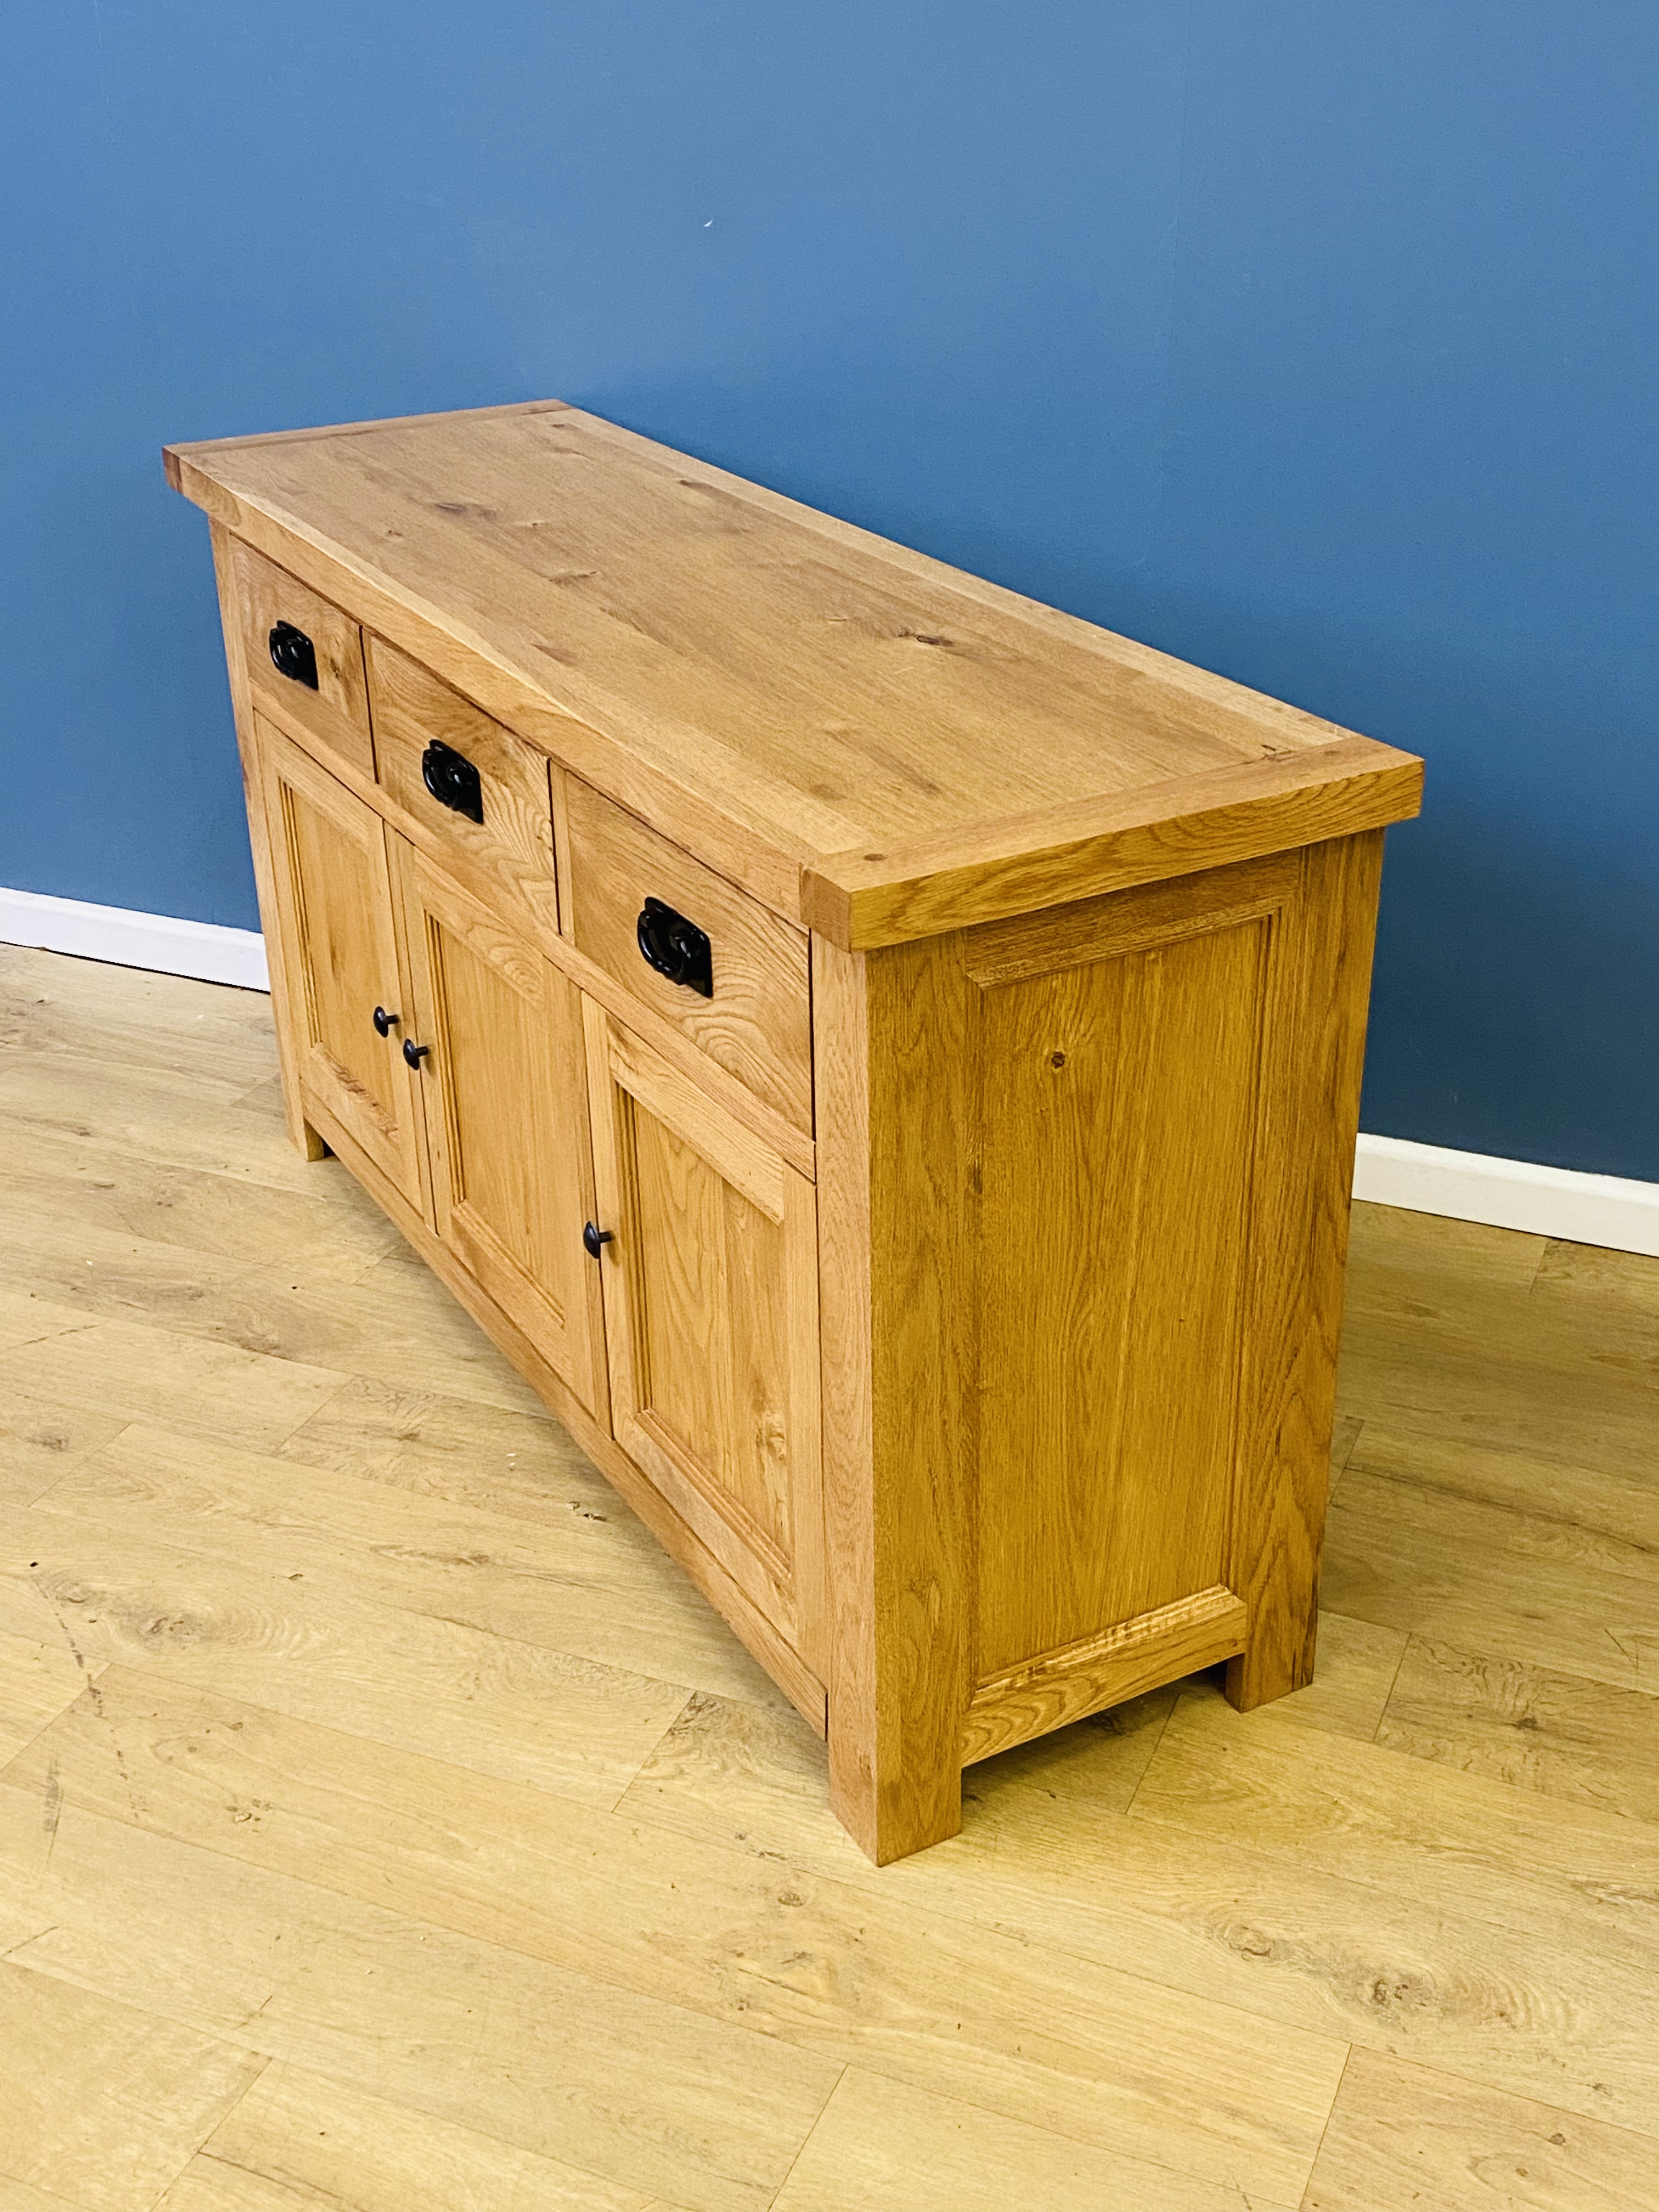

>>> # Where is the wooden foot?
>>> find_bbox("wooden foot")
[829,1723,962,1866]
[1222,1601,1319,1713]
[298,1115,329,1161]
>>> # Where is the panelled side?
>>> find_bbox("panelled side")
[821,845,1382,1857]
[966,859,1293,1689]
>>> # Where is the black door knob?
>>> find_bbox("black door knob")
[582,1221,613,1260]
[373,1006,400,1037]
[402,1039,431,1069]
[268,621,319,690]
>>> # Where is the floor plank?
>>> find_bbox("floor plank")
[0,1782,833,2212]
[1534,1231,1659,1304]
[1324,1462,1659,1692]
[1344,1421,1659,1579]
[770,2067,1296,2212]
[0,1051,315,1196]
[1301,2047,1659,2210]
[0,2173,99,2212]
[33,1420,789,1711]
[0,1312,346,1453]
[0,1388,127,1509]
[160,2061,659,2211]
[0,1123,402,1284]
[1378,1635,1659,1824]
[4,1672,1350,2209]
[0,948,278,1093]
[1344,1203,1549,1297]
[1131,1688,1659,1959]
[0,1506,689,1804]
[620,1687,1659,2136]
[0,1215,547,1424]
[0,1628,103,1766]
[0,1956,264,2212]
[1269,1611,1408,1742]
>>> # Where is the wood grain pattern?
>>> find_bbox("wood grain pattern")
[396,837,607,1417]
[223,675,817,1179]
[2,1502,689,1807]
[208,523,323,1160]
[0,1782,832,2212]
[566,775,812,1130]
[227,536,373,777]
[0,1385,127,1510]
[625,1682,1659,2135]
[961,1588,1247,1765]
[1378,1634,1659,1824]
[256,719,428,1209]
[169,407,1420,940]
[0,1957,263,2212]
[367,634,564,944]
[969,870,1278,1675]
[5,1672,1349,2209]
[804,738,1422,950]
[815,932,974,1863]
[582,1001,826,1675]
[1302,2048,1659,2211]
[0,1628,105,1767]
[165,2062,656,2212]
[770,2067,1294,2212]
[1226,830,1384,1711]
[32,1418,786,1714]
[298,1074,828,1735]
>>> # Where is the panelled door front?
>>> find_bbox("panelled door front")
[396,838,607,1418]
[582,1000,826,1672]
[256,716,427,1207]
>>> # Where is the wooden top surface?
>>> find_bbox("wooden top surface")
[167,399,1421,946]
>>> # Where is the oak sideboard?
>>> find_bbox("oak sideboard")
[166,400,1422,1863]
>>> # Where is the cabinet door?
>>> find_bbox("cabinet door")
[397,839,607,1418]
[583,1000,825,1668]
[257,716,427,1206]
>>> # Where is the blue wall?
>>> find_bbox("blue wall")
[4,3,1655,1177]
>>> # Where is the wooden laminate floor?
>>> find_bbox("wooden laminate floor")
[0,944,1656,2212]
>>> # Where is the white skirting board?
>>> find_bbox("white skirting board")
[3,885,1656,1256]
[0,885,269,992]
[1352,1133,1659,1259]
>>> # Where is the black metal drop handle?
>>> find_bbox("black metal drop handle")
[582,1221,613,1261]
[372,1006,400,1037]
[421,740,484,825]
[636,896,713,997]
[268,620,319,690]
[402,1039,431,1069]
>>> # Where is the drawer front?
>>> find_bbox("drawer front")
[367,637,561,943]
[230,539,374,775]
[566,778,812,1135]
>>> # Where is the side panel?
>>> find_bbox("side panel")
[819,838,1384,1862]
[396,838,608,1421]
[968,855,1291,1677]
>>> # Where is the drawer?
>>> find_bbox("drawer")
[566,778,812,1136]
[229,539,374,776]
[366,636,561,943]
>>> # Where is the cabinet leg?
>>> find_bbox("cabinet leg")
[298,1114,329,1162]
[1222,1593,1318,1712]
[828,1695,963,1866]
